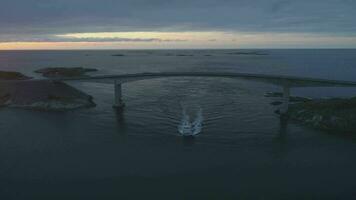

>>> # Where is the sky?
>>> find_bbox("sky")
[0,0,356,49]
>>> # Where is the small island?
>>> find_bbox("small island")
[35,67,98,78]
[111,54,125,57]
[176,54,194,57]
[226,51,268,56]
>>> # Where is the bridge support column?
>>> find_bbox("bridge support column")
[280,85,290,115]
[114,82,125,109]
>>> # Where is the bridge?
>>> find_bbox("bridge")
[47,72,356,114]
[6,72,356,114]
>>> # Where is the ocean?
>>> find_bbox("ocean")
[0,49,356,199]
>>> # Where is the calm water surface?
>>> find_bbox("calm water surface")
[0,50,355,199]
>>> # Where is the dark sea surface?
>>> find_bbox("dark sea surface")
[0,49,356,199]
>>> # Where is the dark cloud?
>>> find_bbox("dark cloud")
[0,0,355,40]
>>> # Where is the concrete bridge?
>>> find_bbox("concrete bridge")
[47,72,356,114]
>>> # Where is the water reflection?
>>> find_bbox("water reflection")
[276,115,289,141]
[115,109,127,141]
[271,114,291,158]
[181,136,196,146]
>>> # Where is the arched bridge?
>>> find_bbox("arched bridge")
[52,71,356,87]
[46,72,356,114]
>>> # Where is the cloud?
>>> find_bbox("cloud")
[1,0,356,34]
[0,0,356,47]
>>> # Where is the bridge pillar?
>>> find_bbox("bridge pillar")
[114,82,125,109]
[280,85,290,115]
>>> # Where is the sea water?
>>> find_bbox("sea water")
[0,49,356,199]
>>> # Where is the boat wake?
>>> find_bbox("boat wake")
[178,107,203,136]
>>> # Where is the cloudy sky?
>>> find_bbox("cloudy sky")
[1,0,356,49]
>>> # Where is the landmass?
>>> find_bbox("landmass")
[0,70,32,80]
[176,54,194,57]
[35,67,98,78]
[227,51,268,56]
[0,70,95,111]
[0,80,96,111]
[266,91,356,134]
[288,97,356,134]
[164,53,194,57]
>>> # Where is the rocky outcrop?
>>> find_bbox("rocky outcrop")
[35,67,98,78]
[0,80,96,111]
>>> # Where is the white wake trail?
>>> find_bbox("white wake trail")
[178,107,203,136]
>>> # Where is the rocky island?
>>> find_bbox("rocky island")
[0,70,96,111]
[35,67,98,78]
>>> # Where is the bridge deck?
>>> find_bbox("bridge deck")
[53,72,356,88]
